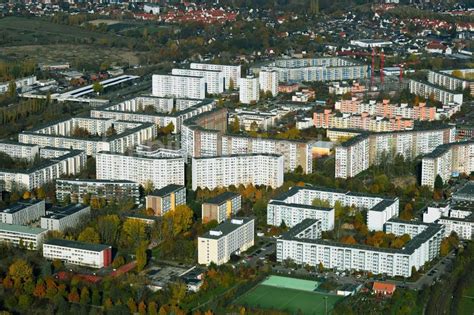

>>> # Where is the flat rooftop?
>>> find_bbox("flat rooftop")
[45,238,110,252]
[149,184,185,197]
[200,217,254,239]
[0,199,43,215]
[0,222,47,235]
[43,204,89,220]
[204,192,240,205]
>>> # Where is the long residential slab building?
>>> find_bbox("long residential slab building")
[96,151,185,189]
[267,186,399,231]
[334,126,456,179]
[277,218,443,278]
[191,154,284,190]
[19,117,156,156]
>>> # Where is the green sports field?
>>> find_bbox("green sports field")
[234,276,342,314]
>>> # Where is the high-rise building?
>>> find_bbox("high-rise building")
[239,76,259,104]
[171,68,224,95]
[152,74,206,99]
[96,151,185,190]
[198,217,254,265]
[190,63,241,89]
[259,68,279,97]
[191,154,284,190]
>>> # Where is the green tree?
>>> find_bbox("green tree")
[92,82,104,94]
[434,175,444,190]
[7,81,16,97]
[136,241,148,272]
[230,116,240,133]
[80,286,90,305]
[97,214,121,244]
[121,218,147,249]
[78,227,100,244]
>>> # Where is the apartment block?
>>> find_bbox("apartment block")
[152,74,205,99]
[55,179,141,205]
[409,79,463,105]
[0,76,37,94]
[267,186,398,231]
[0,141,39,160]
[190,63,241,89]
[270,57,368,83]
[277,219,443,277]
[198,217,254,265]
[43,239,112,268]
[335,134,370,179]
[19,118,156,156]
[0,222,47,250]
[421,141,474,187]
[202,192,242,223]
[146,184,186,216]
[96,151,185,190]
[91,97,216,133]
[334,126,456,179]
[171,68,224,95]
[0,148,86,191]
[239,76,259,104]
[259,68,279,97]
[0,199,45,225]
[191,154,284,190]
[221,135,313,174]
[428,70,473,96]
[40,204,91,232]
[313,109,414,132]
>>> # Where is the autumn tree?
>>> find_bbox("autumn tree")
[78,227,100,244]
[68,287,80,303]
[127,297,137,314]
[121,218,147,249]
[399,203,414,220]
[230,116,240,133]
[97,214,120,244]
[136,241,148,272]
[8,259,33,288]
[92,82,104,94]
[163,204,193,238]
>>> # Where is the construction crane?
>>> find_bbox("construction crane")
[395,60,420,84]
[336,48,385,87]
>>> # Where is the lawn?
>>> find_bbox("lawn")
[458,283,474,315]
[234,283,342,314]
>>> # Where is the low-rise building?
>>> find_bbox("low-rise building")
[202,192,241,223]
[41,204,91,232]
[198,217,254,265]
[0,199,45,225]
[43,239,112,268]
[0,222,47,250]
[146,184,186,216]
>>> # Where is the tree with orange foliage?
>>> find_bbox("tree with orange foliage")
[33,280,46,298]
[67,287,80,303]
[340,235,357,245]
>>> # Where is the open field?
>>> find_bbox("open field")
[233,276,342,314]
[458,284,474,315]
[0,44,140,66]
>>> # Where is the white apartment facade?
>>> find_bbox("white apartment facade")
[152,74,206,99]
[428,70,473,95]
[0,222,47,250]
[0,200,45,225]
[0,142,39,160]
[421,141,474,187]
[198,218,254,265]
[239,76,259,104]
[0,149,86,191]
[409,79,463,105]
[171,68,224,95]
[335,135,370,179]
[19,118,156,156]
[43,239,112,268]
[96,151,185,189]
[259,68,279,97]
[190,63,241,89]
[277,219,443,277]
[191,154,284,190]
[267,186,398,231]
